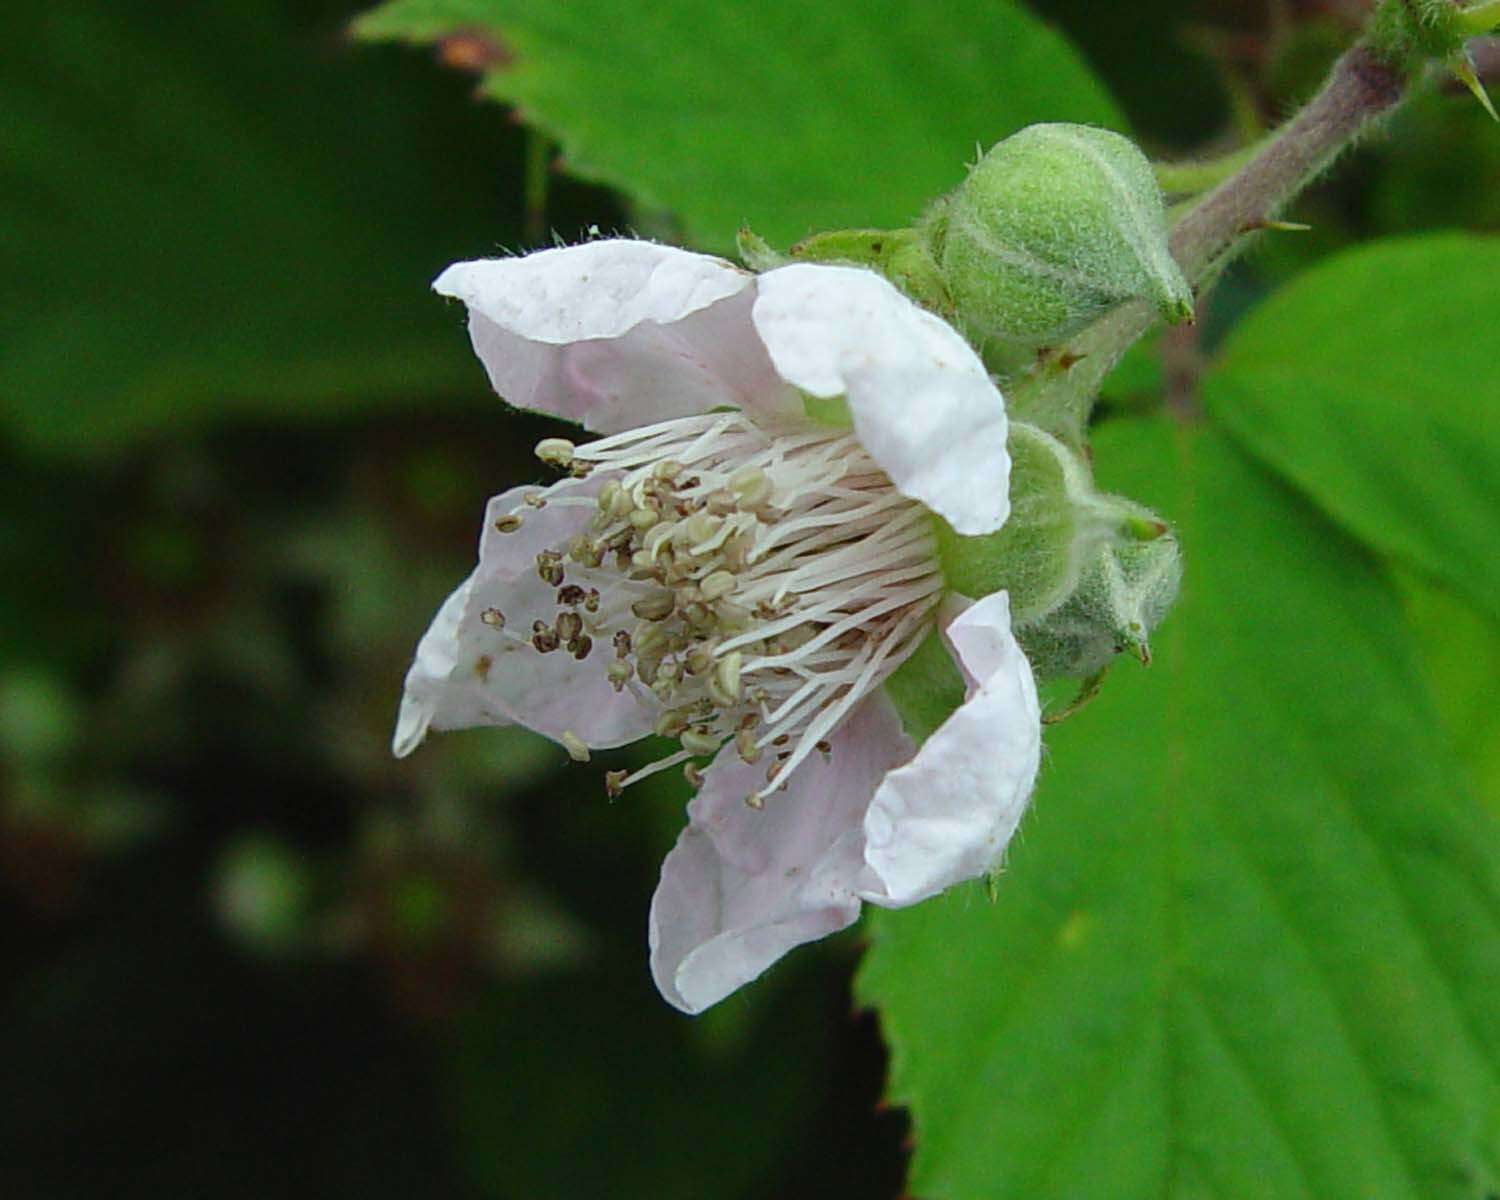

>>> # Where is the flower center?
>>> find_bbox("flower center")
[498,412,942,808]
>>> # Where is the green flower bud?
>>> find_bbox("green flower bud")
[1016,523,1182,681]
[929,123,1194,349]
[935,421,1136,625]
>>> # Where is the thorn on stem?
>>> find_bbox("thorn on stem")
[1450,52,1499,121]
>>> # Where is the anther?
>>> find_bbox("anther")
[480,607,506,629]
[684,763,704,789]
[606,661,632,691]
[744,793,765,811]
[715,601,753,633]
[728,466,771,508]
[643,523,676,559]
[566,537,603,568]
[612,630,633,658]
[536,551,564,586]
[535,438,576,468]
[597,480,622,513]
[631,590,676,621]
[654,709,689,738]
[722,534,752,572]
[629,507,660,531]
[699,571,735,602]
[532,629,561,653]
[680,727,721,757]
[557,584,586,607]
[713,651,743,703]
[555,612,583,642]
[605,769,628,798]
[679,512,717,546]
[570,635,593,661]
[523,491,547,508]
[734,728,762,764]
[493,513,523,534]
[584,588,600,613]
[561,730,590,762]
[633,622,666,658]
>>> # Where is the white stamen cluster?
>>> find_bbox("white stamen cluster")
[489,413,943,809]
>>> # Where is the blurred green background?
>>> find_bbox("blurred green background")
[2,2,1495,1196]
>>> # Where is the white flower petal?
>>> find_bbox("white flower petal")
[751,263,1010,535]
[860,591,1041,905]
[648,695,912,1014]
[434,241,796,433]
[392,478,658,758]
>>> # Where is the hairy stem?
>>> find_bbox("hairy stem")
[1009,38,1413,446]
[1169,41,1407,282]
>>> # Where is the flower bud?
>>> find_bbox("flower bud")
[928,123,1193,348]
[1016,522,1182,681]
[935,421,1126,625]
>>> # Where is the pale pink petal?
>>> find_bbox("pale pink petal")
[750,263,1010,536]
[393,478,659,758]
[433,241,797,433]
[648,695,913,1014]
[860,591,1041,905]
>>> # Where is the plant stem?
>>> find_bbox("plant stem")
[1169,41,1406,281]
[1008,39,1412,445]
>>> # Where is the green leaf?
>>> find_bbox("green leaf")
[1400,575,1500,818]
[354,0,1125,251]
[859,418,1500,1199]
[1202,234,1500,627]
[0,0,517,457]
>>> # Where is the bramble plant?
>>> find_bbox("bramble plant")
[351,0,1500,1195]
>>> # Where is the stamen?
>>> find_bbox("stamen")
[561,730,590,762]
[513,412,943,802]
[535,438,576,468]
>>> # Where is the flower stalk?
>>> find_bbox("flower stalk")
[1008,29,1429,446]
[1168,41,1407,283]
